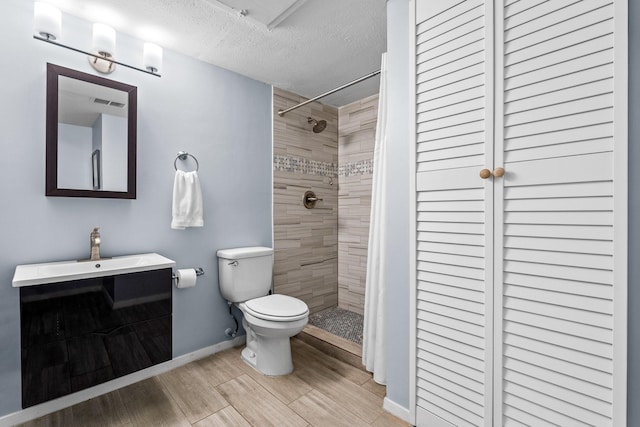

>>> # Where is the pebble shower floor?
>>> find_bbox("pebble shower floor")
[308,307,363,345]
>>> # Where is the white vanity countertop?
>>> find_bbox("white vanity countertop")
[12,253,176,287]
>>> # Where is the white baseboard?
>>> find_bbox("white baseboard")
[0,336,246,427]
[383,396,411,424]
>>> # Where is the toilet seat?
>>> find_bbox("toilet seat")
[241,294,308,322]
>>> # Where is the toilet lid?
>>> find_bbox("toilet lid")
[243,294,309,321]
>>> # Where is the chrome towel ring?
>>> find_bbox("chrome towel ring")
[174,151,199,172]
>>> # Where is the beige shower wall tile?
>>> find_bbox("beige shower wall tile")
[337,95,378,314]
[339,151,374,165]
[273,88,338,314]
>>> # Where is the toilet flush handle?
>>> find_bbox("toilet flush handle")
[228,260,239,266]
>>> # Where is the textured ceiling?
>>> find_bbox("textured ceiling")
[47,0,387,107]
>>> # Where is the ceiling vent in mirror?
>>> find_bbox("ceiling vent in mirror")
[93,98,125,108]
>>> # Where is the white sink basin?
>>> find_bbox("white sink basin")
[12,253,175,287]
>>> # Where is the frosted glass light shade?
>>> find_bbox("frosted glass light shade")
[92,23,116,56]
[143,43,163,73]
[34,2,61,40]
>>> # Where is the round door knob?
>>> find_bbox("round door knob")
[493,167,505,178]
[479,169,492,179]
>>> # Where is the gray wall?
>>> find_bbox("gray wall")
[0,0,272,417]
[386,0,640,421]
[628,1,639,424]
[385,0,411,410]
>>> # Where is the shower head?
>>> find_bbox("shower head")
[307,117,327,133]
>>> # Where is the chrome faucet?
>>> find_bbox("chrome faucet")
[90,227,101,260]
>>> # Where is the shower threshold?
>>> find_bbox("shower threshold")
[296,307,365,371]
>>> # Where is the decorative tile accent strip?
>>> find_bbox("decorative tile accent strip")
[274,155,337,176]
[338,159,374,177]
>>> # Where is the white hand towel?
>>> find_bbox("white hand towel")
[171,170,204,229]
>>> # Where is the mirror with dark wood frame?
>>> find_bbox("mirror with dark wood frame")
[46,63,137,199]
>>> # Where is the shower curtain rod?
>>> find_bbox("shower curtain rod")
[277,69,381,116]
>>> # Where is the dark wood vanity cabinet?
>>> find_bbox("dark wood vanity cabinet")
[20,268,172,408]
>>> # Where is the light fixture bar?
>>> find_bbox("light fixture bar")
[34,34,161,77]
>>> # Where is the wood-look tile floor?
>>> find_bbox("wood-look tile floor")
[18,338,410,427]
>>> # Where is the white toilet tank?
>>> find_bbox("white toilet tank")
[217,246,274,303]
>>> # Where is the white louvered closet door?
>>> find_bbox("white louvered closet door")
[411,1,627,426]
[495,0,627,425]
[414,1,494,425]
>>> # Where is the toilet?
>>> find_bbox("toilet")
[217,246,309,376]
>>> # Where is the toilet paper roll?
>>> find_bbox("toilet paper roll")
[175,268,197,288]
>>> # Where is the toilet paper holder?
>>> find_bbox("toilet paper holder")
[172,267,205,282]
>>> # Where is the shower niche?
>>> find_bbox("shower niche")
[20,268,172,408]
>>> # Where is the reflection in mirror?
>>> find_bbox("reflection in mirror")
[46,63,137,198]
[57,76,127,191]
[92,149,101,190]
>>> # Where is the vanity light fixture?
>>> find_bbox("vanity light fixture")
[89,23,116,74]
[33,2,162,77]
[34,2,61,40]
[143,42,163,73]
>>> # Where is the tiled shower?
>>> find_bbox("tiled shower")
[273,88,339,314]
[273,87,378,346]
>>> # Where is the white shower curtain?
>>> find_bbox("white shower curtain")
[363,53,387,385]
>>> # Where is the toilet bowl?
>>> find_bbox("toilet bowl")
[217,247,309,376]
[238,294,308,375]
